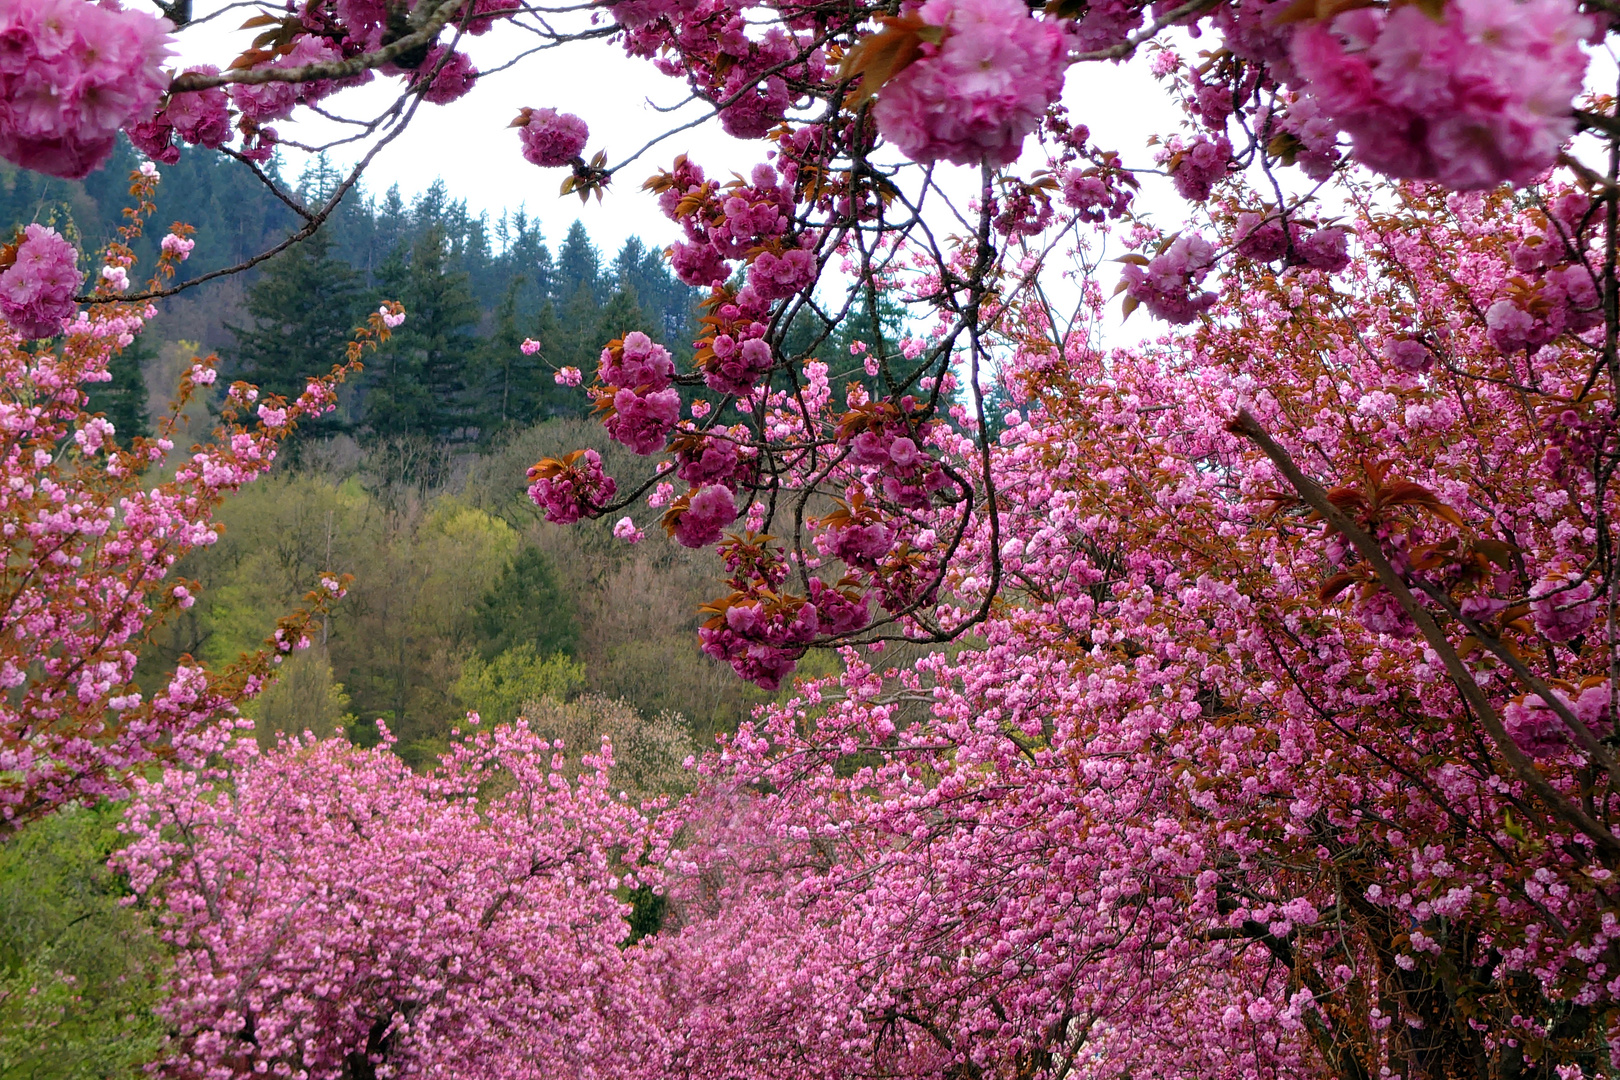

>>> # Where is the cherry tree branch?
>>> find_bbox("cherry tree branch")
[1228,408,1620,862]
[168,0,469,92]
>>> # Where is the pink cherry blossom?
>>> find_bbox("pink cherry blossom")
[0,0,173,179]
[527,448,617,524]
[518,107,590,167]
[870,0,1068,167]
[161,233,195,261]
[1530,566,1599,642]
[1120,233,1218,324]
[1290,0,1592,189]
[670,483,738,547]
[1165,134,1233,201]
[165,68,232,147]
[0,224,80,340]
[599,331,675,392]
[604,385,681,454]
[118,727,658,1080]
[411,46,478,105]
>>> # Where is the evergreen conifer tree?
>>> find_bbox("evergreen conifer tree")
[593,286,656,349]
[363,223,482,442]
[553,220,601,308]
[226,228,366,441]
[373,185,408,267]
[483,276,533,432]
[611,237,697,352]
[523,300,587,421]
[472,547,578,661]
[498,209,552,318]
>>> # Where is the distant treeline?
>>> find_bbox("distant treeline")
[0,138,701,446]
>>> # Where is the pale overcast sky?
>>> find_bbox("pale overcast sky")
[165,5,1181,259]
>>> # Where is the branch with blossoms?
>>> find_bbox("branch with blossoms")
[1230,408,1620,862]
[0,167,407,828]
[0,0,1608,695]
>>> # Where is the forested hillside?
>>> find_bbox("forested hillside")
[1,138,817,771]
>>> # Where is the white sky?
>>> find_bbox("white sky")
[164,5,1182,259]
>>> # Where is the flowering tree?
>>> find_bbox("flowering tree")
[118,722,660,1079]
[118,168,1620,1079]
[0,166,396,829]
[579,176,1620,1079]
[10,0,1620,1077]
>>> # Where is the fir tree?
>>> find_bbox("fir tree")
[482,277,532,432]
[373,185,408,269]
[594,286,657,350]
[525,300,586,421]
[553,220,601,308]
[226,228,366,440]
[611,237,697,352]
[472,546,578,661]
[538,278,610,391]
[363,224,482,442]
[498,209,552,318]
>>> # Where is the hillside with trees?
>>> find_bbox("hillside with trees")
[10,0,1616,1076]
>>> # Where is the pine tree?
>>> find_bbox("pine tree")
[610,237,697,353]
[472,547,578,661]
[556,279,604,377]
[226,228,366,440]
[594,286,656,350]
[482,276,533,432]
[499,209,552,318]
[373,185,408,269]
[363,224,482,442]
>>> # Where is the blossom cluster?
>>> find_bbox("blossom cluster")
[1289,0,1592,189]
[868,0,1069,168]
[0,223,81,339]
[527,448,618,524]
[0,0,173,179]
[597,331,682,455]
[517,106,589,167]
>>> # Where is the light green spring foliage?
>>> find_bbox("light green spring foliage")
[169,472,376,669]
[0,803,166,1080]
[149,419,811,758]
[453,645,586,729]
[243,643,357,749]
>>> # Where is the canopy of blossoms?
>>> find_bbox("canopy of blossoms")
[3,0,1620,1077]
